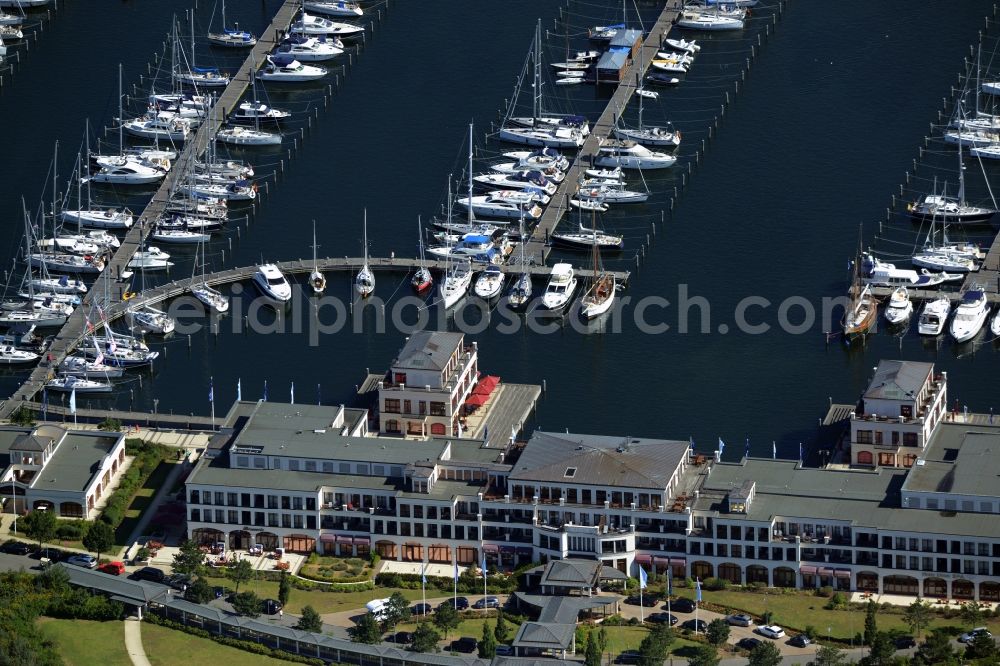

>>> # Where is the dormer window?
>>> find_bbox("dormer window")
[901,405,913,419]
[564,467,577,478]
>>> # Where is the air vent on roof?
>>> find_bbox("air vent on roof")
[313,429,326,434]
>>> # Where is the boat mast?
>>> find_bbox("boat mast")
[533,20,541,124]
[221,0,227,31]
[467,123,475,224]
[51,140,58,245]
[117,63,124,157]
[417,216,425,268]
[190,8,196,70]
[312,220,319,273]
[956,108,968,207]
[363,209,369,268]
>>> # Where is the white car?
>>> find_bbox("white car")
[757,625,786,639]
[66,554,98,569]
[959,627,991,643]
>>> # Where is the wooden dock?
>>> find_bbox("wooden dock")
[961,230,1000,296]
[522,0,684,262]
[0,0,302,419]
[17,402,218,431]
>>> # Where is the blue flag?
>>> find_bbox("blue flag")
[718,437,725,457]
[237,378,242,402]
[745,437,750,458]
[421,563,427,585]
[290,382,295,405]
[695,578,702,603]
[772,441,777,459]
[667,568,673,595]
[317,383,321,406]
[639,566,648,590]
[482,555,487,578]
[689,436,694,450]
[799,442,804,462]
[263,380,269,402]
[454,562,459,582]
[208,376,214,403]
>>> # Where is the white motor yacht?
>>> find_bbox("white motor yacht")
[594,140,677,169]
[232,100,292,125]
[303,0,362,16]
[541,263,578,311]
[87,160,165,185]
[122,113,192,142]
[253,263,292,303]
[275,35,344,61]
[950,289,989,343]
[0,345,38,365]
[474,265,504,300]
[917,298,951,336]
[258,55,328,82]
[216,126,282,146]
[859,253,962,288]
[883,287,913,326]
[473,171,558,196]
[503,149,570,171]
[455,193,543,221]
[290,13,364,37]
[677,8,745,30]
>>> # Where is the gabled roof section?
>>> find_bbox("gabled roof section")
[392,331,463,372]
[12,433,49,452]
[864,360,932,401]
[510,431,687,489]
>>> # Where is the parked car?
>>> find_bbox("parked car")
[473,596,501,609]
[894,635,916,650]
[495,645,514,656]
[669,598,695,613]
[33,547,64,562]
[727,613,753,627]
[737,637,762,651]
[646,612,679,626]
[789,634,812,648]
[1,540,33,556]
[392,631,413,645]
[614,649,641,664]
[411,603,432,616]
[757,625,786,639]
[166,574,194,591]
[97,561,126,576]
[625,594,660,607]
[682,619,708,632]
[440,597,469,610]
[451,637,477,653]
[262,599,283,615]
[959,627,991,643]
[66,554,98,569]
[130,567,166,583]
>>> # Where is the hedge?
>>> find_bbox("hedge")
[99,440,171,530]
[145,614,326,665]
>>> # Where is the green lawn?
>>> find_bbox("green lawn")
[143,622,286,666]
[669,587,1000,641]
[114,460,176,546]
[38,618,130,666]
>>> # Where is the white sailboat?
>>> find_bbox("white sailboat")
[614,85,681,147]
[45,375,112,393]
[178,11,231,86]
[579,219,616,320]
[506,213,533,310]
[309,221,326,295]
[191,239,229,313]
[58,355,123,378]
[303,1,362,17]
[0,345,38,365]
[207,0,257,47]
[355,210,374,298]
[411,217,432,293]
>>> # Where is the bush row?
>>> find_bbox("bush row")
[99,441,171,529]
[145,614,326,665]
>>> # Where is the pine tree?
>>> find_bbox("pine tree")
[295,605,323,633]
[863,599,878,646]
[494,611,510,642]
[478,621,497,658]
[584,631,602,666]
[349,611,382,644]
[278,571,292,606]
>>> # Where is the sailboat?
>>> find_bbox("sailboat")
[909,135,996,225]
[439,139,475,310]
[124,237,176,335]
[411,217,432,293]
[177,11,231,87]
[506,212,532,310]
[614,87,681,147]
[355,210,374,298]
[842,240,877,343]
[207,0,257,47]
[63,121,135,230]
[192,237,229,313]
[309,221,326,295]
[498,21,587,149]
[579,211,616,320]
[217,64,282,146]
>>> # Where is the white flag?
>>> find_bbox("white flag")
[69,387,77,415]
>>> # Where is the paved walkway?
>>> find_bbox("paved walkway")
[120,457,190,559]
[124,618,152,666]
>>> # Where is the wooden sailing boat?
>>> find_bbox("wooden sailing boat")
[309,220,326,295]
[842,231,877,343]
[411,216,432,293]
[354,210,374,298]
[579,208,616,319]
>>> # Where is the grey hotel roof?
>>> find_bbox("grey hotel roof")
[863,359,932,401]
[510,432,688,490]
[32,432,120,492]
[903,425,1000,498]
[392,331,463,372]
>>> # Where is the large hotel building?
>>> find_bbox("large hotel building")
[183,333,1000,602]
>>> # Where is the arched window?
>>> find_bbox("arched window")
[857,451,873,465]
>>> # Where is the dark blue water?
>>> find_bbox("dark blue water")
[0,0,995,456]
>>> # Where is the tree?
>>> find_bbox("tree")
[21,509,56,550]
[349,611,382,644]
[478,621,497,658]
[231,591,261,618]
[411,622,441,653]
[639,625,675,666]
[82,521,114,562]
[903,600,932,640]
[433,602,460,639]
[172,539,205,578]
[277,571,291,607]
[382,592,411,632]
[965,630,998,662]
[295,605,323,633]
[863,599,878,647]
[960,600,984,629]
[912,630,958,666]
[808,644,849,666]
[705,618,730,646]
[227,559,254,594]
[686,644,720,666]
[748,641,782,666]
[860,632,896,666]
[598,625,609,654]
[35,564,70,593]
[187,577,213,604]
[584,631,601,666]
[494,610,511,642]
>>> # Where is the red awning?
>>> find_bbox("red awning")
[336,535,353,544]
[799,565,817,575]
[835,569,852,578]
[669,558,687,566]
[465,393,489,408]
[483,544,499,553]
[818,567,835,576]
[473,375,500,397]
[634,554,652,565]
[319,534,337,543]
[353,537,370,545]
[653,556,671,566]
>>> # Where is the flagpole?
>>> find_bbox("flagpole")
[482,555,488,614]
[639,579,644,623]
[453,560,458,607]
[421,562,426,616]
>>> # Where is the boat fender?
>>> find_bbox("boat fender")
[676,130,682,139]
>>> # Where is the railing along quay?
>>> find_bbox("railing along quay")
[0,0,303,418]
[521,0,684,264]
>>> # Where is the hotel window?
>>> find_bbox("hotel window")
[307,516,316,530]
[339,463,350,474]
[289,460,299,471]
[228,510,238,524]
[305,461,316,472]
[293,497,303,511]
[306,498,316,511]
[190,509,201,521]
[294,515,303,529]
[874,431,884,445]
[254,457,266,469]
[891,432,900,445]
[903,433,918,446]
[215,510,224,523]
[419,401,426,415]
[394,373,406,385]
[282,515,291,528]
[900,405,913,418]
[190,490,200,504]
[384,399,401,414]
[429,402,446,416]
[385,420,400,434]
[241,493,251,507]
[358,464,369,475]
[214,492,224,505]
[268,495,278,509]
[926,498,938,509]
[322,462,333,473]
[374,465,385,476]
[856,430,874,444]
[281,496,290,510]
[268,513,278,527]
[979,561,990,575]
[236,456,249,467]
[403,400,412,414]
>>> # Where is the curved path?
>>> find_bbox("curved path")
[124,617,152,666]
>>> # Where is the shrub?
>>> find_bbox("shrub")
[602,615,626,626]
[817,586,834,598]
[55,522,86,540]
[97,418,123,432]
[703,577,728,591]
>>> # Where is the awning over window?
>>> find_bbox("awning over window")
[516,547,533,555]
[336,535,352,544]
[634,554,652,565]
[483,544,499,553]
[653,556,671,566]
[669,558,687,566]
[835,569,852,578]
[799,565,817,575]
[818,567,835,576]
[319,534,337,543]
[352,537,370,545]
[499,545,515,553]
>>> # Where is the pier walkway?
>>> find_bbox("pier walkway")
[961,231,1000,296]
[0,0,301,418]
[521,0,684,263]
